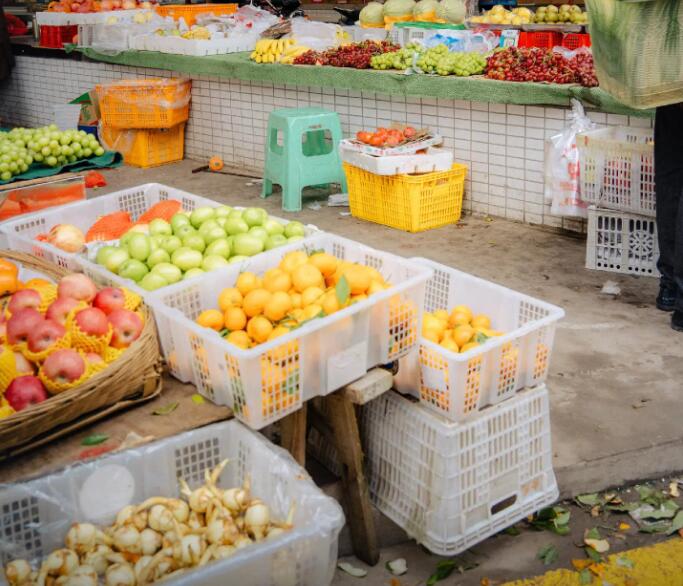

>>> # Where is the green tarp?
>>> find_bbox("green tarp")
[0,151,123,185]
[81,49,652,118]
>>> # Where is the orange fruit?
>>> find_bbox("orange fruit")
[236,272,262,296]
[423,329,440,343]
[288,308,304,323]
[308,252,338,277]
[440,338,459,353]
[226,330,250,349]
[452,304,473,320]
[422,314,446,338]
[290,292,302,310]
[470,314,491,329]
[279,251,308,274]
[291,264,324,293]
[224,306,247,331]
[301,286,325,307]
[433,309,449,322]
[452,324,475,349]
[218,287,243,311]
[339,265,371,295]
[448,310,471,328]
[264,291,292,322]
[460,341,480,353]
[247,315,273,344]
[196,309,224,331]
[301,304,323,321]
[366,266,384,284]
[322,291,341,315]
[263,268,292,293]
[209,155,224,171]
[243,288,272,318]
[268,325,290,341]
[350,294,367,304]
[23,278,52,289]
[367,281,385,296]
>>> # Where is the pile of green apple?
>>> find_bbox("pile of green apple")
[93,205,306,291]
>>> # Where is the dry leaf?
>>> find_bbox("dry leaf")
[619,522,631,531]
[679,528,683,538]
[670,482,680,498]
[390,579,401,586]
[589,563,606,577]
[590,505,601,517]
[585,538,610,553]
[572,559,593,571]
[480,579,490,586]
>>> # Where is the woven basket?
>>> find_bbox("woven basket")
[0,250,163,457]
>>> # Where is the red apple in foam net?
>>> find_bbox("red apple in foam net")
[108,309,143,349]
[85,352,105,366]
[27,319,67,353]
[8,289,41,314]
[46,297,80,326]
[93,287,126,316]
[75,307,109,337]
[42,349,86,386]
[57,274,97,304]
[14,352,35,375]
[5,376,48,411]
[7,308,44,345]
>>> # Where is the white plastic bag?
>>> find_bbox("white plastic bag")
[545,98,595,218]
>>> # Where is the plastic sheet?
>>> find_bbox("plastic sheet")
[0,419,345,586]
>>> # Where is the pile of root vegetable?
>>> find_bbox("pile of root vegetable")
[3,460,293,586]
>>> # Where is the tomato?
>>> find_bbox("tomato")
[356,131,373,144]
[387,129,404,141]
[369,135,385,147]
[403,126,417,138]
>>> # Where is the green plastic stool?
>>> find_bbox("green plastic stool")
[261,108,347,212]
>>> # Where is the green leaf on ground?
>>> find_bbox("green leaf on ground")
[153,401,179,416]
[537,544,559,566]
[81,433,108,446]
[667,511,683,535]
[616,556,635,569]
[426,558,478,585]
[585,546,602,564]
[579,569,593,584]
[637,519,672,534]
[585,527,601,540]
[191,394,205,404]
[530,507,571,535]
[576,493,602,507]
[504,526,521,536]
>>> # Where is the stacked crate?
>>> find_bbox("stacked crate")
[577,127,658,277]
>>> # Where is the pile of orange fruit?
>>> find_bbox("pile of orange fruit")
[422,304,502,354]
[195,250,392,349]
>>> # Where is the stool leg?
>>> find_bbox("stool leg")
[323,393,380,566]
[280,405,307,467]
[261,178,273,199]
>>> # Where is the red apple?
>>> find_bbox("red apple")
[7,308,44,345]
[108,309,143,349]
[27,319,67,353]
[57,274,97,304]
[8,289,41,314]
[46,297,80,326]
[85,352,105,365]
[42,349,86,385]
[93,287,125,315]
[14,352,35,375]
[5,376,48,411]
[75,307,109,337]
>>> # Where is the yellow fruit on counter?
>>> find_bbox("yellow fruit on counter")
[247,315,273,344]
[218,287,243,311]
[224,306,247,332]
[226,330,250,349]
[236,272,262,296]
[243,288,272,318]
[196,309,223,331]
[264,291,292,322]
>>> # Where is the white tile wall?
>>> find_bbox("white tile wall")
[0,55,654,232]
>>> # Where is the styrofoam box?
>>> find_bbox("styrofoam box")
[0,183,318,296]
[132,33,258,56]
[0,419,345,586]
[585,205,659,277]
[577,126,655,217]
[394,258,564,423]
[360,386,558,556]
[146,233,432,428]
[36,9,151,26]
[339,135,444,157]
[340,146,454,176]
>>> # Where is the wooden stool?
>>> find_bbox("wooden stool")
[279,368,392,566]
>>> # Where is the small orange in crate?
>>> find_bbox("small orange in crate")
[343,163,468,233]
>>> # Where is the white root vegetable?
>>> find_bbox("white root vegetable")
[175,534,206,566]
[186,512,205,532]
[133,556,152,582]
[66,523,112,555]
[105,562,136,586]
[55,565,98,586]
[233,535,253,550]
[206,516,239,546]
[38,548,80,584]
[244,500,270,541]
[115,507,148,533]
[105,553,128,566]
[4,559,32,585]
[82,544,112,576]
[136,499,189,525]
[213,545,235,560]
[140,529,162,556]
[178,479,213,515]
[112,525,142,555]
[147,506,175,534]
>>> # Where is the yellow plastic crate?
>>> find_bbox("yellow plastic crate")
[101,123,185,169]
[155,3,237,26]
[344,163,467,233]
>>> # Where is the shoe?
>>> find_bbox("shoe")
[672,311,683,332]
[657,283,677,312]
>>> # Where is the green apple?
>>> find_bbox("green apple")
[118,258,149,282]
[205,238,231,259]
[204,226,227,244]
[198,219,219,236]
[284,221,305,238]
[216,217,228,229]
[175,224,196,239]
[119,232,135,249]
[129,224,149,234]
[214,205,232,219]
[127,233,151,262]
[146,248,171,268]
[265,234,288,250]
[242,207,265,228]
[263,218,285,236]
[149,235,163,251]
[151,262,182,284]
[225,218,249,236]
[182,233,206,253]
[161,235,182,254]
[248,226,268,244]
[288,235,304,243]
[139,272,168,291]
[104,247,130,274]
[171,247,203,271]
[96,245,118,266]
[183,268,205,280]
[233,233,264,257]
[202,255,230,271]
[171,213,190,233]
[190,206,215,228]
[149,218,172,236]
[228,255,249,264]
[228,209,243,220]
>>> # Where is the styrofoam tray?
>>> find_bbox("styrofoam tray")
[394,258,564,422]
[146,232,432,428]
[0,419,345,586]
[132,33,258,55]
[36,9,151,26]
[339,134,444,157]
[340,146,454,176]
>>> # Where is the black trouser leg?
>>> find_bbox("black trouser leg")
[654,105,683,310]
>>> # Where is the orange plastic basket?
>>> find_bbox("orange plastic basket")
[343,163,467,233]
[155,3,237,26]
[101,124,185,169]
[96,78,191,129]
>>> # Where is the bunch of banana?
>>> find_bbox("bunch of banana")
[251,38,308,63]
[181,26,210,40]
[279,44,312,64]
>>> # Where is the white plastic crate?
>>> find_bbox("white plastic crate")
[360,386,558,556]
[394,258,564,423]
[132,33,258,55]
[339,146,454,176]
[0,419,344,586]
[577,126,655,217]
[586,206,659,277]
[36,9,151,26]
[147,233,431,428]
